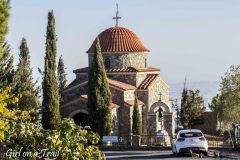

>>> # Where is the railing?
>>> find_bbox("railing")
[112,135,172,147]
[108,135,239,148]
[205,135,240,148]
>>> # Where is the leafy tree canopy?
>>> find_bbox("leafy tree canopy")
[180,89,205,129]
[211,65,240,124]
[7,119,104,160]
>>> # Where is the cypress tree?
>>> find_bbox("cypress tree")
[0,0,10,57]
[88,37,112,137]
[57,55,67,102]
[0,42,14,89]
[14,38,40,118]
[0,0,12,88]
[132,92,142,135]
[42,11,61,129]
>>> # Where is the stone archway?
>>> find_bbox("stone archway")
[148,100,173,136]
[69,109,88,127]
[149,101,172,113]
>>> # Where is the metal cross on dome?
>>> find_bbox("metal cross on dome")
[113,3,121,27]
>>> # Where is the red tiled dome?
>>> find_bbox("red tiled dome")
[87,27,149,53]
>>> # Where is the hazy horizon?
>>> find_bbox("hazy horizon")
[6,0,240,84]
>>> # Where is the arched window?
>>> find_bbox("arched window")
[105,58,110,69]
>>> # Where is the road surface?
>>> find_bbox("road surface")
[104,151,227,160]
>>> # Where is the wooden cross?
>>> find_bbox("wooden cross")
[113,3,121,27]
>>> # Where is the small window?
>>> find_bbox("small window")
[145,59,147,67]
[105,58,110,69]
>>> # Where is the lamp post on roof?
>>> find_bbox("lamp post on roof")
[113,3,122,27]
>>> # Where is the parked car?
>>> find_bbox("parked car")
[172,129,208,156]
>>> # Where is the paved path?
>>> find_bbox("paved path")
[104,151,230,160]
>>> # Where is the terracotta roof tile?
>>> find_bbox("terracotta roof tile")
[80,95,119,109]
[138,74,159,90]
[108,79,136,91]
[136,67,160,72]
[63,80,87,93]
[87,27,149,53]
[73,67,89,73]
[73,67,160,74]
[124,100,144,107]
[63,78,136,92]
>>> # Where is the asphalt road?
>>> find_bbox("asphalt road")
[104,151,224,160]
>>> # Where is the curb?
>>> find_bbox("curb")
[208,150,240,159]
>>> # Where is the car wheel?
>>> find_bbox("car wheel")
[204,151,208,157]
[172,147,176,155]
[176,152,181,157]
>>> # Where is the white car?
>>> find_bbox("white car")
[172,129,208,156]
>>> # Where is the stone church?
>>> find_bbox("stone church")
[60,10,174,138]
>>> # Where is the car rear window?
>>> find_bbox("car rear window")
[180,132,203,138]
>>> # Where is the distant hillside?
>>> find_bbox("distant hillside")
[169,81,220,109]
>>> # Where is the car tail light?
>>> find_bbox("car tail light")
[199,137,206,141]
[177,138,185,142]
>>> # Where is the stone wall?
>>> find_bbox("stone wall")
[109,87,127,137]
[63,84,88,102]
[76,74,88,82]
[124,90,135,101]
[147,109,173,136]
[148,77,170,108]
[107,74,136,86]
[147,113,157,135]
[88,52,147,69]
[137,90,149,135]
[136,73,147,87]
[60,99,87,118]
[118,106,131,136]
[147,77,172,136]
[110,87,124,106]
[164,113,174,136]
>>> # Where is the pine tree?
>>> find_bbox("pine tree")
[14,38,40,118]
[57,55,67,102]
[42,11,61,129]
[180,89,205,129]
[88,37,112,137]
[132,92,142,135]
[0,0,10,57]
[0,42,14,89]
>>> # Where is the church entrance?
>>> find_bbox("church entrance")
[147,100,173,146]
[72,112,88,126]
[148,100,173,136]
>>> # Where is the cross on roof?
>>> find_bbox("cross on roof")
[113,3,121,27]
[158,92,162,101]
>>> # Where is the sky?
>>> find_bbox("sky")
[6,0,240,84]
